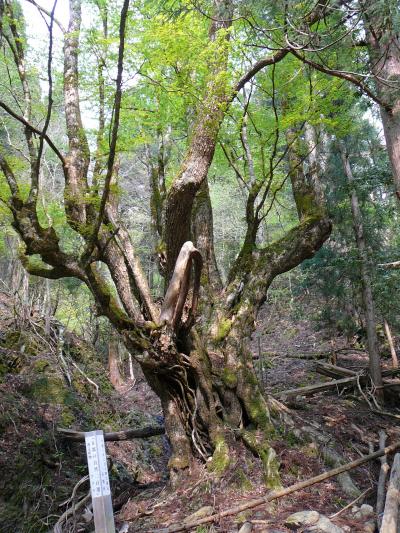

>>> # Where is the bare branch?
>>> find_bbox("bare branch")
[29,0,58,203]
[234,48,289,96]
[24,0,66,32]
[0,100,65,164]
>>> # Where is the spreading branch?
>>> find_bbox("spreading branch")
[288,47,392,111]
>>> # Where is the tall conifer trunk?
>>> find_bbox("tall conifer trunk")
[340,147,383,401]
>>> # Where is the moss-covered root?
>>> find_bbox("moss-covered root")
[238,368,274,432]
[208,434,231,476]
[161,397,192,486]
[240,429,281,489]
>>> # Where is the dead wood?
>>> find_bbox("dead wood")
[384,320,398,369]
[159,441,400,533]
[279,376,358,399]
[159,241,203,331]
[380,452,400,532]
[285,352,331,360]
[377,431,389,528]
[315,362,358,378]
[57,426,165,441]
[279,373,400,400]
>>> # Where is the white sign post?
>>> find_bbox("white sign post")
[85,430,116,533]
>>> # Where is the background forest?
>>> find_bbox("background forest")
[1,0,400,532]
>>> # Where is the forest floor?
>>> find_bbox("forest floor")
[115,300,400,533]
[1,292,400,533]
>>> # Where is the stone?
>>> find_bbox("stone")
[285,511,320,528]
[238,522,253,533]
[82,509,93,523]
[314,515,345,533]
[359,504,374,518]
[363,520,376,533]
[260,530,286,533]
[286,511,345,533]
[183,505,214,524]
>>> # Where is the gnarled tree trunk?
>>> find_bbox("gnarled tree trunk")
[0,0,334,487]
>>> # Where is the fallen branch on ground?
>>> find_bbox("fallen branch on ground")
[315,362,358,378]
[57,425,165,441]
[279,376,358,399]
[159,441,400,533]
[279,373,400,400]
[285,351,330,360]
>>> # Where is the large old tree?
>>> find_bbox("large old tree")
[0,0,395,484]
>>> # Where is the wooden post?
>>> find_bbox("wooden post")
[85,430,116,533]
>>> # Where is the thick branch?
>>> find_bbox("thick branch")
[107,211,159,323]
[163,0,234,281]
